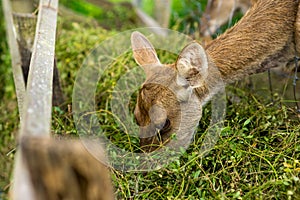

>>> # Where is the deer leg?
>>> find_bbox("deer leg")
[267,69,274,104]
[293,56,300,112]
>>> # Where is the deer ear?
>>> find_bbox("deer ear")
[131,31,161,66]
[175,42,208,88]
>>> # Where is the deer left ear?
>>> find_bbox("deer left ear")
[175,42,208,88]
[131,31,161,67]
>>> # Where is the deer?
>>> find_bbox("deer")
[131,0,300,152]
[200,0,255,44]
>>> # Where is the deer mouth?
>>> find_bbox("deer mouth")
[139,119,173,152]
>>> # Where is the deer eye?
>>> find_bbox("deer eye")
[160,119,171,134]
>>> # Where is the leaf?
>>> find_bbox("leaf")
[193,170,201,179]
[243,118,251,127]
[283,162,293,168]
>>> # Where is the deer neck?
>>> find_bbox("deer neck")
[205,0,298,84]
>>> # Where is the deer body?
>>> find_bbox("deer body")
[131,0,300,151]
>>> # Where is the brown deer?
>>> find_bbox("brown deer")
[131,0,300,152]
[200,0,255,44]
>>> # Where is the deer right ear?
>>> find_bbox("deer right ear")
[175,42,208,88]
[131,31,161,66]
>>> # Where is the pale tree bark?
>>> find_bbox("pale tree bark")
[2,0,26,123]
[131,0,169,36]
[154,0,171,28]
[11,0,59,199]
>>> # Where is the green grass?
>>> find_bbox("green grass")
[109,90,299,199]
[0,1,299,199]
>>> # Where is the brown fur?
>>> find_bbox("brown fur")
[296,2,300,54]
[19,137,114,200]
[132,0,300,152]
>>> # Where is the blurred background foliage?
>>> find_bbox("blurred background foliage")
[58,0,241,35]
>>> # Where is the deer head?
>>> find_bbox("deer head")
[131,31,213,152]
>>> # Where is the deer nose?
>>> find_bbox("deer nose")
[139,121,171,152]
[139,123,157,138]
